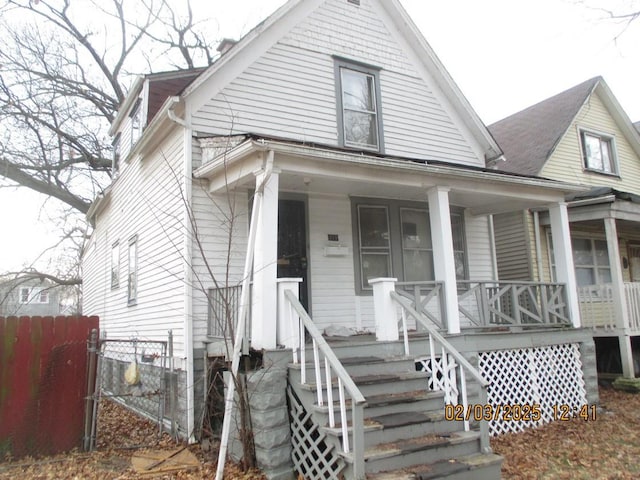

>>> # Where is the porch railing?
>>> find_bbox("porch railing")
[284,289,366,479]
[395,281,445,329]
[390,291,491,452]
[207,284,251,342]
[457,281,571,328]
[578,282,640,331]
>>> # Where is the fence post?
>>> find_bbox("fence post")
[369,278,399,341]
[83,328,98,452]
[168,330,177,439]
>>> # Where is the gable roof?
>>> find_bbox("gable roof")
[488,77,599,175]
[182,0,502,162]
[635,121,640,134]
[489,77,640,175]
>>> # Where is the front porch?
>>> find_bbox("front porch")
[195,137,584,349]
[539,189,640,377]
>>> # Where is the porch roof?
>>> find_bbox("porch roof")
[193,136,586,216]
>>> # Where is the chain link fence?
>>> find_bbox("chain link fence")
[87,332,177,450]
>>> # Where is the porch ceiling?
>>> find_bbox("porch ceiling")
[194,138,585,216]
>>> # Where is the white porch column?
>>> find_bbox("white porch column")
[548,202,581,328]
[369,278,399,341]
[427,187,460,334]
[251,165,280,350]
[277,278,302,349]
[604,217,635,377]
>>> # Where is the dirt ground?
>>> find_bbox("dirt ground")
[0,386,638,479]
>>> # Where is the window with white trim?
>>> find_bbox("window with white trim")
[128,236,138,305]
[335,59,383,152]
[130,100,142,148]
[353,199,467,292]
[111,241,120,289]
[580,130,617,175]
[549,233,611,286]
[19,287,49,304]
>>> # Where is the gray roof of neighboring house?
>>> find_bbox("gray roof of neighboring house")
[488,77,600,176]
[634,121,640,134]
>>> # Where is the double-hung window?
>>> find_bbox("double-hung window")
[572,237,611,286]
[111,241,120,289]
[580,130,617,175]
[335,59,383,152]
[353,199,467,292]
[357,205,392,282]
[549,234,611,287]
[128,236,138,305]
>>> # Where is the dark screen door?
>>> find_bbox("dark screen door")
[277,199,309,310]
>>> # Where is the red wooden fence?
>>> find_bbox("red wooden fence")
[0,315,99,458]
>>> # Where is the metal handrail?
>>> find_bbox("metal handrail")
[284,290,366,479]
[391,291,488,388]
[391,291,491,453]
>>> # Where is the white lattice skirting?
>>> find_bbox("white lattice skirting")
[479,343,587,436]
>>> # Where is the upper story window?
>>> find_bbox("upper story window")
[580,129,617,175]
[335,58,383,152]
[112,134,121,173]
[19,287,49,304]
[130,100,142,148]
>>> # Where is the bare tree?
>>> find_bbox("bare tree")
[0,0,217,286]
[575,0,640,38]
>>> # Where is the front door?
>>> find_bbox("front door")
[629,244,640,282]
[277,199,309,310]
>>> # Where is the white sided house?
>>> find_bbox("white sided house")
[83,1,598,479]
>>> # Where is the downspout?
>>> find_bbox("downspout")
[533,210,544,282]
[167,97,196,442]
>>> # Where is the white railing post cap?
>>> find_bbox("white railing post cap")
[368,277,398,285]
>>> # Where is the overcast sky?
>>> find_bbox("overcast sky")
[1,0,638,272]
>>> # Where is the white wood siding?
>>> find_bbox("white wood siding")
[464,213,495,281]
[192,0,483,167]
[190,186,249,347]
[307,194,364,331]
[82,129,187,355]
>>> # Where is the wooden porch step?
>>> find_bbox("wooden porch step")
[324,410,457,448]
[343,430,482,473]
[313,389,446,418]
[298,371,429,398]
[365,452,503,480]
[289,355,417,377]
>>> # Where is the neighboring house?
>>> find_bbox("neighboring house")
[490,77,640,379]
[0,277,60,316]
[82,1,597,478]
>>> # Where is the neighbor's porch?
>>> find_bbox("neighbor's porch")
[195,137,585,351]
[539,191,640,377]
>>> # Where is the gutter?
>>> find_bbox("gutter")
[194,138,585,195]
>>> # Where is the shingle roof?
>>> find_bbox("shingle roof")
[488,77,600,175]
[634,121,640,134]
[145,69,205,125]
